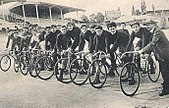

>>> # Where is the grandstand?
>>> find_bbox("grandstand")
[0,0,85,26]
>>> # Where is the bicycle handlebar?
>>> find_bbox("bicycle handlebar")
[120,51,140,59]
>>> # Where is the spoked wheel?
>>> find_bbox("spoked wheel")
[148,60,160,83]
[120,63,140,96]
[115,53,124,76]
[14,58,20,73]
[54,58,71,83]
[20,55,29,75]
[36,56,54,80]
[28,60,37,78]
[0,55,11,72]
[70,58,89,85]
[89,59,107,88]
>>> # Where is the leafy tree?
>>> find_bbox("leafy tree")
[89,14,96,23]
[95,12,104,23]
[80,15,89,23]
[141,0,146,13]
[135,9,141,16]
[132,5,135,15]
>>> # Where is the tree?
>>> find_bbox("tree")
[152,4,155,11]
[132,5,135,15]
[141,0,146,13]
[95,12,104,23]
[135,9,141,16]
[89,14,96,23]
[80,15,89,23]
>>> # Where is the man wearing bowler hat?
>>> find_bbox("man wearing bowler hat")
[139,20,169,96]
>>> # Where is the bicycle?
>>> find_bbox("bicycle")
[119,51,160,96]
[54,50,76,83]
[35,50,56,80]
[0,50,21,72]
[69,51,92,85]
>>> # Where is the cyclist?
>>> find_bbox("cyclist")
[78,24,95,53]
[92,25,112,83]
[55,25,72,80]
[107,22,131,75]
[127,21,153,72]
[5,31,22,51]
[66,22,81,51]
[45,25,61,51]
[119,22,129,35]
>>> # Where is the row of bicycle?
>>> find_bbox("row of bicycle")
[0,49,160,96]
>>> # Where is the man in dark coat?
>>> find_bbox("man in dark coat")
[139,20,169,96]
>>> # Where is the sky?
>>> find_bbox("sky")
[45,0,169,16]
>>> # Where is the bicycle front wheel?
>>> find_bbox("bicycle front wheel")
[0,55,11,72]
[35,56,54,80]
[70,58,89,85]
[148,60,160,83]
[120,63,140,96]
[88,59,107,88]
[54,58,71,83]
[20,55,29,75]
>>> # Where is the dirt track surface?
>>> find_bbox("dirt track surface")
[0,31,169,108]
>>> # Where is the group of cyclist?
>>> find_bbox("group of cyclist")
[4,19,169,96]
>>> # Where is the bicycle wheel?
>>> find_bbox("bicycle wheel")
[20,55,29,75]
[89,59,107,88]
[70,58,89,85]
[14,58,20,73]
[148,60,160,83]
[36,56,54,80]
[54,58,71,83]
[115,53,124,76]
[0,55,11,72]
[120,63,140,96]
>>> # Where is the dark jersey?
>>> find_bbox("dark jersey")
[67,27,81,50]
[6,34,22,50]
[79,30,95,52]
[93,30,112,52]
[56,33,72,51]
[127,27,151,51]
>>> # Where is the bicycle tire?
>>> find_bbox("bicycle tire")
[35,56,54,80]
[70,58,89,85]
[88,59,107,88]
[0,55,11,72]
[54,58,71,83]
[120,62,140,96]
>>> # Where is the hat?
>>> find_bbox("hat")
[81,24,88,28]
[95,25,103,30]
[130,21,140,27]
[89,24,97,28]
[107,22,117,28]
[143,20,158,25]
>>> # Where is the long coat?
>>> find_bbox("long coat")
[142,27,169,60]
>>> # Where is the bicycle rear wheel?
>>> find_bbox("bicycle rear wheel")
[0,55,11,72]
[148,60,160,83]
[20,55,29,75]
[14,58,20,73]
[54,58,71,83]
[70,58,89,85]
[35,56,54,80]
[120,63,140,96]
[89,59,107,88]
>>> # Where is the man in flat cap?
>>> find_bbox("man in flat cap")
[139,20,169,96]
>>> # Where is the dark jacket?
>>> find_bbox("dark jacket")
[6,34,22,50]
[127,27,152,51]
[79,30,95,52]
[142,27,169,60]
[93,30,112,52]
[67,27,81,50]
[56,33,72,51]
[109,30,130,53]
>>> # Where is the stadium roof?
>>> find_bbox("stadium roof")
[0,0,85,17]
